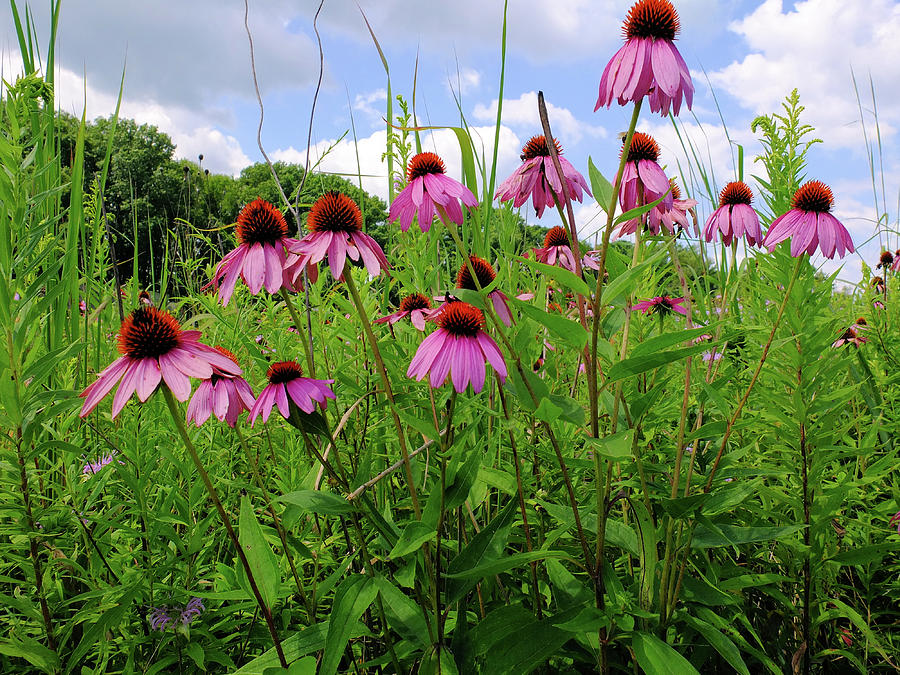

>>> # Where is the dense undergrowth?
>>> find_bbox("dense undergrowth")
[1,1,898,674]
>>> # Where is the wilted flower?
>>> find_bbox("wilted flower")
[893,250,900,273]
[374,293,433,331]
[871,276,885,294]
[831,322,867,348]
[288,191,389,281]
[495,135,590,217]
[249,361,335,426]
[531,227,578,272]
[633,295,688,316]
[389,152,478,232]
[761,181,854,259]
[202,199,299,306]
[703,181,761,246]
[79,307,241,419]
[877,250,894,269]
[407,302,507,393]
[595,0,694,116]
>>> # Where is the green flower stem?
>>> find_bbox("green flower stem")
[704,254,804,491]
[662,255,806,625]
[588,99,643,438]
[658,236,696,619]
[342,265,421,517]
[281,288,316,377]
[161,387,288,668]
[234,423,313,618]
[436,206,595,574]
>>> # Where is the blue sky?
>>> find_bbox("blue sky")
[3,0,899,284]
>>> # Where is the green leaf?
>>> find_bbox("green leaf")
[446,500,517,603]
[374,576,429,647]
[632,632,699,675]
[239,496,280,610]
[233,621,367,674]
[631,499,658,612]
[512,299,588,349]
[600,247,668,305]
[631,326,716,358]
[277,490,356,515]
[483,615,571,675]
[613,191,670,226]
[66,587,139,674]
[534,397,562,423]
[827,543,893,566]
[585,430,634,461]
[691,524,804,549]
[588,156,614,215]
[518,255,590,297]
[389,521,436,559]
[444,550,571,580]
[607,344,709,382]
[321,576,379,675]
[682,616,750,675]
[420,645,460,675]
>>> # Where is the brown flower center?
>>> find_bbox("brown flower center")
[438,302,484,337]
[399,293,432,312]
[407,152,446,181]
[544,226,571,248]
[520,135,563,161]
[625,132,660,162]
[236,198,289,246]
[456,256,497,291]
[791,181,833,213]
[718,181,753,207]
[624,0,680,41]
[266,361,304,384]
[117,307,182,359]
[307,191,362,233]
[879,251,894,266]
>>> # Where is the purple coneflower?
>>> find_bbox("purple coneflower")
[892,250,900,273]
[831,320,868,348]
[79,307,240,419]
[389,152,478,232]
[620,177,697,237]
[761,181,854,259]
[874,299,885,310]
[203,199,299,306]
[374,293,433,331]
[287,191,389,281]
[889,510,900,535]
[531,227,579,272]
[249,361,335,426]
[186,347,256,428]
[704,181,761,246]
[633,295,688,316]
[871,276,885,295]
[876,250,894,269]
[614,132,673,238]
[495,136,591,217]
[453,256,515,326]
[407,302,507,394]
[595,0,693,117]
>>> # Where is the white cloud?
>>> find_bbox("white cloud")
[0,0,320,111]
[353,88,388,125]
[473,90,606,148]
[445,67,481,96]
[708,0,900,150]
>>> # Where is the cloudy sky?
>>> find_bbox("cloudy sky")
[2,0,899,284]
